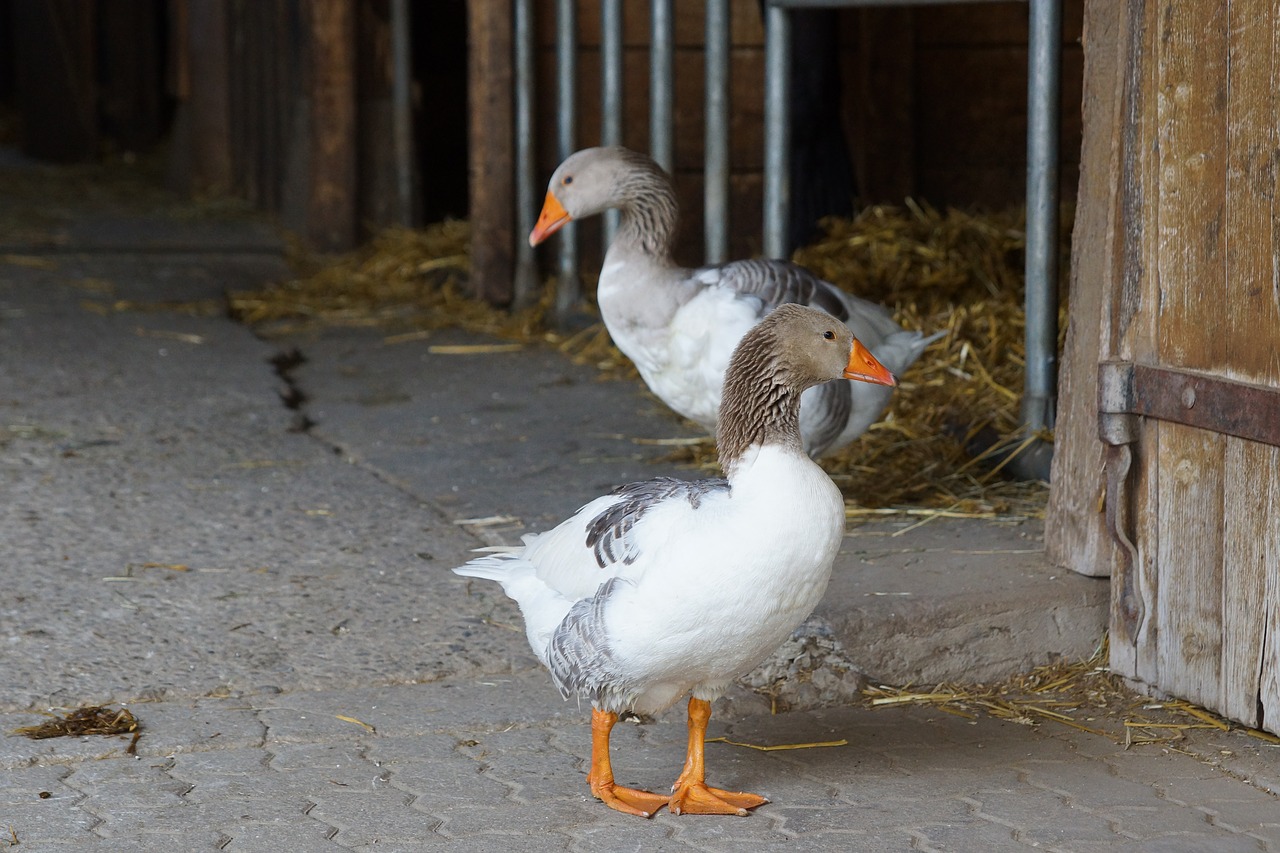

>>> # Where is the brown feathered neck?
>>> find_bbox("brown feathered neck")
[605,150,679,262]
[716,322,807,477]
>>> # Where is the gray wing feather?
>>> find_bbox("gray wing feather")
[584,477,729,569]
[697,259,852,323]
[545,576,632,706]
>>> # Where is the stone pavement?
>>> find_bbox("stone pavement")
[1,161,1277,850]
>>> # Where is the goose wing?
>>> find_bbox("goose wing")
[523,476,730,601]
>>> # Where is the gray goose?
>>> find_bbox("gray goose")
[531,146,941,458]
[453,304,897,818]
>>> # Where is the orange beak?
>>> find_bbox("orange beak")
[844,339,897,387]
[529,191,571,246]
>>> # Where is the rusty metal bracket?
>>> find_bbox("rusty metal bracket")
[1098,360,1280,448]
[1094,359,1280,640]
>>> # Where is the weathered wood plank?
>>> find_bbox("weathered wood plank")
[1046,0,1125,582]
[1115,0,1163,687]
[1151,0,1229,709]
[1262,454,1280,733]
[468,0,515,305]
[1264,5,1280,737]
[1154,425,1225,709]
[1218,0,1280,732]
[1220,440,1275,728]
[306,0,358,251]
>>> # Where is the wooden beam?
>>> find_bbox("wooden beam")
[467,0,516,306]
[307,0,358,251]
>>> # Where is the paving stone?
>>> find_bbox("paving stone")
[4,176,1280,853]
[0,800,100,845]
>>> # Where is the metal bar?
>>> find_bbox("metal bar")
[555,0,579,323]
[513,0,538,306]
[704,0,731,265]
[1098,361,1280,449]
[1022,0,1061,440]
[601,0,624,245]
[389,0,415,227]
[649,0,674,173]
[767,0,1013,6]
[763,4,792,260]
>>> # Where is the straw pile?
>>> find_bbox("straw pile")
[229,202,1062,516]
[793,201,1064,516]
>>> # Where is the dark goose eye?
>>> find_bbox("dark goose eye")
[563,175,574,185]
[823,330,835,340]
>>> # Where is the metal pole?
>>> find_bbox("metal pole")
[763,3,792,260]
[513,0,538,307]
[704,0,731,265]
[649,0,674,173]
[601,0,624,246]
[555,0,579,323]
[1023,0,1061,437]
[390,0,414,226]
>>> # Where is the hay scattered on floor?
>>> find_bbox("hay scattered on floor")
[862,639,1280,747]
[229,221,553,340]
[11,705,140,741]
[228,203,1064,515]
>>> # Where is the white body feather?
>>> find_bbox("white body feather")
[453,444,845,715]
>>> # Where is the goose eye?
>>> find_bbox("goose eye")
[563,175,574,185]
[823,330,835,340]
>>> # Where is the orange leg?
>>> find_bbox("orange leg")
[586,708,670,818]
[668,697,769,816]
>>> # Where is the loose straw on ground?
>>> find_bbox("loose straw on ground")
[226,203,1066,515]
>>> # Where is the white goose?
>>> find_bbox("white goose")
[453,304,897,818]
[531,146,939,458]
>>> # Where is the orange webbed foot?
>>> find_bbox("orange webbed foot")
[590,778,670,818]
[668,781,769,816]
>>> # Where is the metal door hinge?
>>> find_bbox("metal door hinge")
[1098,360,1280,449]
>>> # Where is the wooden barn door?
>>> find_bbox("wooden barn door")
[1049,0,1280,732]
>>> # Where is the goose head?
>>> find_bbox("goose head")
[529,147,672,247]
[718,304,896,472]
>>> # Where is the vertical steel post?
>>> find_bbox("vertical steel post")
[513,0,538,306]
[649,0,674,173]
[1023,0,1061,442]
[390,0,414,227]
[555,0,579,323]
[763,4,792,260]
[601,0,624,246]
[704,0,731,265]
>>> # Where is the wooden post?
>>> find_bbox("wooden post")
[1044,0,1125,578]
[467,0,516,306]
[306,0,358,251]
[167,0,233,197]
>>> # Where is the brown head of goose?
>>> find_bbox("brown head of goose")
[531,145,941,459]
[453,304,895,818]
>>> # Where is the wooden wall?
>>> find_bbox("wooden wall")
[1047,0,1280,733]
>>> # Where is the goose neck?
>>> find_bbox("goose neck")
[609,170,679,262]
